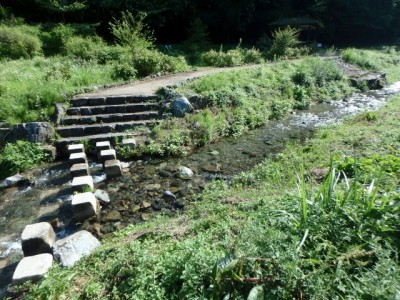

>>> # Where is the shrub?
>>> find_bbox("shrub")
[0,25,42,59]
[110,11,154,51]
[41,24,74,55]
[111,61,137,81]
[64,36,105,60]
[0,141,50,178]
[201,47,263,67]
[269,26,300,58]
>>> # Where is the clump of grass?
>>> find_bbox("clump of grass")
[341,48,379,70]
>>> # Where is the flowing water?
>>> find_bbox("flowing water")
[1,82,400,292]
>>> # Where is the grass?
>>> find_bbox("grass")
[120,57,354,158]
[341,46,400,83]
[14,93,400,299]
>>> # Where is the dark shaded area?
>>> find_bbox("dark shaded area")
[2,0,400,45]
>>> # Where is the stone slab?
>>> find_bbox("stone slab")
[70,163,90,177]
[67,144,84,154]
[72,192,97,220]
[21,222,56,257]
[71,176,94,192]
[122,138,137,147]
[53,230,100,267]
[69,152,87,165]
[100,149,116,162]
[95,141,111,151]
[104,159,122,178]
[12,253,53,284]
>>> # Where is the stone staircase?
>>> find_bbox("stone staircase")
[55,94,162,153]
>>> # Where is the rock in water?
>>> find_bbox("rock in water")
[162,191,177,203]
[171,97,194,117]
[53,230,100,267]
[177,166,194,180]
[94,189,111,204]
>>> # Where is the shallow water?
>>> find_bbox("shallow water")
[1,82,399,290]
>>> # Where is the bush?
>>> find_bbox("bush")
[111,61,137,81]
[41,24,74,55]
[0,25,42,59]
[269,26,300,58]
[201,47,263,67]
[110,11,154,51]
[0,141,50,178]
[64,35,106,60]
[341,48,379,71]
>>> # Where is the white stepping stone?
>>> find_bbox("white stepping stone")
[72,192,97,220]
[71,175,94,192]
[12,253,53,284]
[105,159,122,178]
[122,138,137,147]
[69,152,88,165]
[100,149,116,162]
[67,144,84,154]
[96,141,111,151]
[70,163,90,177]
[21,222,56,257]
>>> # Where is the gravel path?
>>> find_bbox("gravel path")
[79,65,260,98]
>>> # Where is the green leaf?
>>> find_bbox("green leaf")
[247,285,264,300]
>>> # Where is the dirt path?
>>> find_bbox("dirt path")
[79,64,260,98]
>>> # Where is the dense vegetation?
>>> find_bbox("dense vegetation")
[17,93,400,299]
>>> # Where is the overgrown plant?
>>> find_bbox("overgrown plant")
[269,26,300,59]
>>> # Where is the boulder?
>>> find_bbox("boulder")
[171,97,194,118]
[6,122,54,144]
[72,192,98,221]
[350,73,387,90]
[53,230,100,267]
[21,222,56,257]
[3,174,27,189]
[12,253,53,284]
[94,189,110,204]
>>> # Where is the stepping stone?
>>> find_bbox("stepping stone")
[53,230,100,267]
[72,192,97,220]
[100,149,116,162]
[21,222,56,257]
[71,175,94,192]
[70,163,90,177]
[105,159,122,178]
[122,138,137,147]
[12,253,53,284]
[67,144,84,154]
[96,141,111,151]
[69,152,88,165]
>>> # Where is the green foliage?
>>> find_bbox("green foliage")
[40,24,74,55]
[63,35,106,60]
[269,26,300,59]
[0,25,42,59]
[111,60,137,81]
[201,46,264,67]
[341,48,379,71]
[0,141,50,178]
[109,11,154,51]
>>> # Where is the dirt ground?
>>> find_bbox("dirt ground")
[79,65,260,98]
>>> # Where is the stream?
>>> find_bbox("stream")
[1,81,400,291]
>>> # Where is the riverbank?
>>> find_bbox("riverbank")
[11,89,400,299]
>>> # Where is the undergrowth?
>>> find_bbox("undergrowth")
[18,95,400,299]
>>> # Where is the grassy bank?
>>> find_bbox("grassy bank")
[16,93,400,299]
[119,57,355,157]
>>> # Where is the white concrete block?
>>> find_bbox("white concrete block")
[96,141,111,151]
[122,138,137,147]
[70,163,89,177]
[100,149,116,162]
[105,159,122,178]
[21,222,56,257]
[69,152,87,165]
[71,175,94,192]
[12,253,53,284]
[67,143,84,154]
[72,192,97,220]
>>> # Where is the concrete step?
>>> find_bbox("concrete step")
[56,120,160,138]
[71,95,159,107]
[66,103,160,116]
[62,111,160,125]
